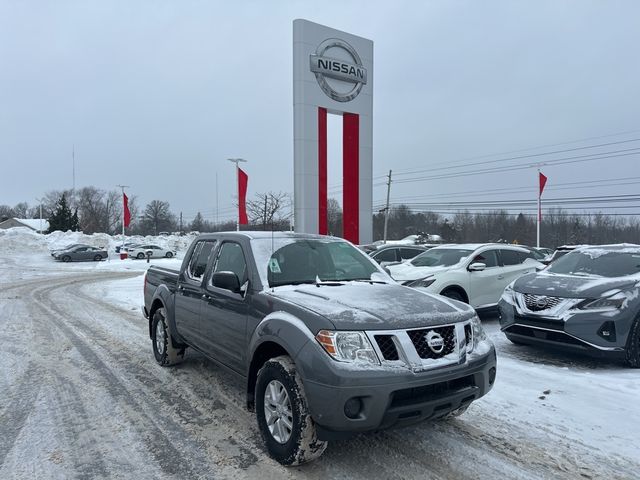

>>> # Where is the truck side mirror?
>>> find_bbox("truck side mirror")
[212,271,241,293]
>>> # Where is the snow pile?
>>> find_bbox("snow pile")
[0,227,201,257]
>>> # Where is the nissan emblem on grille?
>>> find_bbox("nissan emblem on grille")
[425,331,445,354]
[523,293,563,311]
[535,297,549,309]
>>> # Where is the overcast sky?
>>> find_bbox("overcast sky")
[1,0,639,224]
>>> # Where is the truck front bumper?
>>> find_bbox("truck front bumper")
[296,341,497,439]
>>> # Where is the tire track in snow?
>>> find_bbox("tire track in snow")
[0,363,41,469]
[27,273,210,478]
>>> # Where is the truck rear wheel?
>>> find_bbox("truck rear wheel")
[151,307,185,366]
[255,355,327,465]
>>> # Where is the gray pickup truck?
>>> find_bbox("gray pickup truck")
[143,232,497,465]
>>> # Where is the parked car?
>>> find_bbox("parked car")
[543,245,582,265]
[369,244,430,267]
[115,242,141,253]
[143,232,496,465]
[128,244,176,259]
[387,244,543,310]
[499,244,640,366]
[50,243,91,256]
[54,245,108,262]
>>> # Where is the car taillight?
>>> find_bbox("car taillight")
[143,272,147,294]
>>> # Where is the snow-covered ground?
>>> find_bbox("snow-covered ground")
[1,227,639,479]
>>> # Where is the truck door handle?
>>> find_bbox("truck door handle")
[497,275,505,280]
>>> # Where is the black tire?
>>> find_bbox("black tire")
[255,356,327,465]
[151,308,185,366]
[625,318,640,368]
[62,255,71,263]
[165,252,173,258]
[441,288,466,303]
[93,254,102,261]
[137,252,145,259]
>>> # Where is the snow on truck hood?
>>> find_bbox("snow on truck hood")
[513,271,640,298]
[268,282,475,330]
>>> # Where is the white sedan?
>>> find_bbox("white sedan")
[127,244,176,259]
[387,243,543,310]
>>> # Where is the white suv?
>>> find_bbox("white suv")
[387,244,543,309]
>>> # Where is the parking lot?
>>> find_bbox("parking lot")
[1,248,638,479]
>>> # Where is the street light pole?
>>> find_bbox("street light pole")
[35,197,44,233]
[227,158,247,231]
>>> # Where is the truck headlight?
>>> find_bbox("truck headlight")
[471,315,487,346]
[315,330,380,365]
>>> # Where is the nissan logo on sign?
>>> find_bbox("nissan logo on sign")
[310,38,367,102]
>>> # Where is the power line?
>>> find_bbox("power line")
[371,129,640,179]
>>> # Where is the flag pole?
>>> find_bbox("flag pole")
[537,169,541,248]
[117,184,130,248]
[227,158,247,231]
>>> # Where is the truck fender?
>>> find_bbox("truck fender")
[148,285,181,346]
[245,312,316,410]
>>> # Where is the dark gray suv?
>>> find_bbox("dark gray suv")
[499,244,640,366]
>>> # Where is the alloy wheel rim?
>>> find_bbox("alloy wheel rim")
[263,380,293,444]
[155,320,165,355]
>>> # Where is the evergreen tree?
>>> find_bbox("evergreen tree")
[47,194,78,232]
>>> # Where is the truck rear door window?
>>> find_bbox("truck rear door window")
[188,241,216,280]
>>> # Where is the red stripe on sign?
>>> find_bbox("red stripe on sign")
[343,113,359,244]
[318,107,328,235]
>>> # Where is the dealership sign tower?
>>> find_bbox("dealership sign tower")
[293,19,373,244]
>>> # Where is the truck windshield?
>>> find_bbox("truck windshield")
[251,238,385,287]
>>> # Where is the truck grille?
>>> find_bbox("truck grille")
[407,326,456,360]
[374,335,400,361]
[522,294,563,312]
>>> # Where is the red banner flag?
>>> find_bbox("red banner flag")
[238,168,248,225]
[539,172,548,196]
[123,193,131,228]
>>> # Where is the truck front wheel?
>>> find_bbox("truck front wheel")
[151,307,185,366]
[255,355,327,465]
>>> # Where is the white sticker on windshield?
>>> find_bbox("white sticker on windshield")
[269,258,282,273]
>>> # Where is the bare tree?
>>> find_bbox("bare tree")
[142,200,175,235]
[12,202,29,218]
[327,198,342,237]
[246,192,290,230]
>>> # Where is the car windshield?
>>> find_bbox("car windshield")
[410,248,473,267]
[546,250,640,278]
[251,237,386,288]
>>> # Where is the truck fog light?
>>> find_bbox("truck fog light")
[344,397,363,419]
[489,367,497,385]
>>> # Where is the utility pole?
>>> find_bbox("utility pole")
[180,212,183,234]
[227,158,247,231]
[383,170,392,243]
[116,185,130,249]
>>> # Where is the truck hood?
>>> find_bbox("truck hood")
[513,272,639,299]
[386,263,453,282]
[267,282,475,330]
